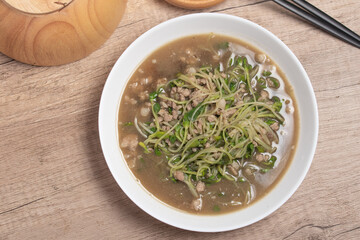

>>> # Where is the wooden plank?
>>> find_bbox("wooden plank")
[0,0,359,239]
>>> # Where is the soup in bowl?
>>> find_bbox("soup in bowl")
[99,13,318,232]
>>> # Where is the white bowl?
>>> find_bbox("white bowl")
[99,13,318,232]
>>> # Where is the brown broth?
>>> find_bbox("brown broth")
[118,34,299,215]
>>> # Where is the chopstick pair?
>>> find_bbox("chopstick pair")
[272,0,360,49]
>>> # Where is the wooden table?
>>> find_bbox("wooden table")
[1,0,359,239]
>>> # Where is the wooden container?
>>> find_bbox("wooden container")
[165,0,224,9]
[0,0,127,66]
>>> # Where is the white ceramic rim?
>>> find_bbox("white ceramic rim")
[99,13,319,232]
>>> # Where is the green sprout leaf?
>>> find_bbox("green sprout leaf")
[272,102,282,112]
[262,70,272,77]
[154,147,162,156]
[153,103,161,114]
[139,142,150,154]
[217,42,229,50]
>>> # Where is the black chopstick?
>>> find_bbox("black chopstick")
[291,0,360,42]
[272,0,360,49]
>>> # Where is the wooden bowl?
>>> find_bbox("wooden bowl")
[165,0,224,9]
[0,0,127,66]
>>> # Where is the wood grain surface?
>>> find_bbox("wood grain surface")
[3,0,73,14]
[1,0,359,239]
[0,0,127,66]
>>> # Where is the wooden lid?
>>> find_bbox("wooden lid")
[165,0,224,9]
[0,0,127,66]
